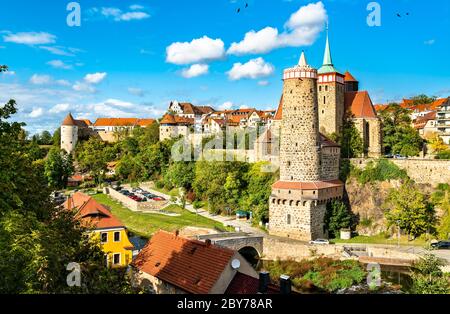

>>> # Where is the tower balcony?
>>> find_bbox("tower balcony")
[270,180,344,205]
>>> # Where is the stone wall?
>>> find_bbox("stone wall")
[263,237,343,261]
[104,187,168,212]
[350,158,450,186]
[268,200,326,241]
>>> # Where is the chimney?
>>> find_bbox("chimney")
[175,230,179,237]
[205,239,212,247]
[279,275,292,294]
[258,271,270,294]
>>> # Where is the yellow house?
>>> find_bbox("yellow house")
[64,192,134,268]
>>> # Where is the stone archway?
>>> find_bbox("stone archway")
[238,246,261,269]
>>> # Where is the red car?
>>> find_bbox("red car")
[152,197,164,201]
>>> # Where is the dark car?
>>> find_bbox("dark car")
[120,190,130,196]
[431,241,450,250]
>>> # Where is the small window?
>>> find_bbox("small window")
[113,253,121,265]
[114,231,120,242]
[319,86,322,91]
[324,96,326,104]
[287,214,291,225]
[287,161,291,167]
[325,85,328,91]
[101,232,108,243]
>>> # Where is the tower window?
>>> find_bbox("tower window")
[287,161,291,167]
[324,96,326,104]
[325,85,328,91]
[319,86,322,91]
[287,214,291,225]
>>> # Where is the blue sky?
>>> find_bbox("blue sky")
[0,0,449,135]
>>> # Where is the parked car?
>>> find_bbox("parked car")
[394,154,407,160]
[309,239,330,245]
[120,190,130,196]
[384,153,393,159]
[152,197,164,201]
[431,241,450,250]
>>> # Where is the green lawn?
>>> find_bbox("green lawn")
[149,185,180,198]
[92,193,227,238]
[331,234,429,247]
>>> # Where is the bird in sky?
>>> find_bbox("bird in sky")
[245,3,249,8]
[397,13,401,17]
[237,8,240,13]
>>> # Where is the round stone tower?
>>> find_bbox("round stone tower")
[280,52,321,182]
[61,113,78,154]
[268,51,344,241]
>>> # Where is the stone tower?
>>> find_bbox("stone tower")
[317,28,345,136]
[268,52,344,241]
[61,113,78,154]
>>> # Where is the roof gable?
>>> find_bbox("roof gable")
[344,91,377,119]
[132,230,235,294]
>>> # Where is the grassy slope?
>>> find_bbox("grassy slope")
[331,234,428,246]
[92,193,226,238]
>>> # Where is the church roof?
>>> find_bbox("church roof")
[62,113,77,126]
[344,71,358,82]
[344,91,378,119]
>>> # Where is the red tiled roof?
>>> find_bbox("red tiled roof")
[62,113,77,126]
[178,103,215,115]
[272,180,344,191]
[225,273,280,294]
[161,114,194,125]
[274,96,283,121]
[64,192,125,230]
[344,71,358,82]
[131,230,235,294]
[413,111,437,129]
[93,118,155,127]
[344,91,377,119]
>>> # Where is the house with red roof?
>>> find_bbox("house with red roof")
[64,192,134,268]
[131,230,294,294]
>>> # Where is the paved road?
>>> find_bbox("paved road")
[141,185,266,235]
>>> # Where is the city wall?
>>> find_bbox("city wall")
[103,187,168,212]
[350,158,450,186]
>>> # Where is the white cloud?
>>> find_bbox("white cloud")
[30,74,52,85]
[219,101,234,110]
[3,32,56,45]
[166,36,225,65]
[424,39,435,45]
[49,103,70,114]
[84,72,107,84]
[181,64,209,78]
[2,70,16,76]
[130,4,144,10]
[258,80,270,86]
[39,46,75,56]
[47,59,72,70]
[99,7,150,21]
[120,12,150,21]
[228,1,327,55]
[128,87,145,97]
[73,82,96,93]
[56,79,71,87]
[29,107,44,118]
[227,58,274,81]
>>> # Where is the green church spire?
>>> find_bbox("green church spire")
[318,24,340,74]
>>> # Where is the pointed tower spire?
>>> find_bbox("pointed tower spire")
[322,24,332,66]
[298,50,308,67]
[318,22,340,74]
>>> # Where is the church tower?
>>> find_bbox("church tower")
[268,52,344,241]
[61,113,78,154]
[317,27,345,136]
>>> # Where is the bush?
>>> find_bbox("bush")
[155,180,164,189]
[436,150,450,160]
[356,159,408,184]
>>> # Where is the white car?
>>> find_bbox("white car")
[309,239,330,245]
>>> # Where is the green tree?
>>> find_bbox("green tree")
[163,162,195,191]
[242,162,276,223]
[384,181,436,239]
[40,130,53,145]
[44,147,74,189]
[410,94,437,106]
[0,94,134,293]
[324,200,353,238]
[432,184,450,239]
[330,114,364,158]
[379,104,423,156]
[76,137,107,184]
[410,254,450,294]
[52,128,61,147]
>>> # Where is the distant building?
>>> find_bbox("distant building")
[437,98,450,144]
[130,230,259,294]
[60,113,156,153]
[63,192,135,268]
